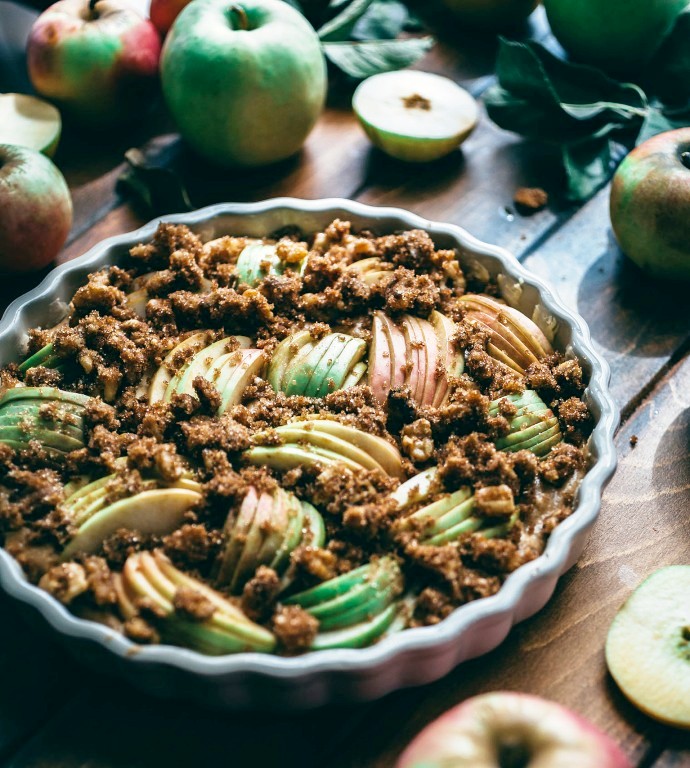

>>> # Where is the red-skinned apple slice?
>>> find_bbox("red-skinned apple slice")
[430,310,464,407]
[230,489,275,591]
[379,314,407,390]
[368,312,392,403]
[396,692,631,768]
[401,315,426,403]
[417,316,440,406]
[216,486,260,586]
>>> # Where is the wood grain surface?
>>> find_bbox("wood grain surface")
[0,2,689,766]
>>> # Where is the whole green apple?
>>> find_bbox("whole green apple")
[543,0,687,73]
[27,0,161,126]
[161,0,327,167]
[437,0,539,29]
[0,144,72,273]
[610,128,690,282]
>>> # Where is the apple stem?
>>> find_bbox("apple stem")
[228,4,249,30]
[88,0,99,16]
[681,152,690,170]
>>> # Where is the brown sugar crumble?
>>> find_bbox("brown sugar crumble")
[513,187,548,215]
[0,220,592,656]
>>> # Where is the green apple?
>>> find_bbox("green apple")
[161,0,327,167]
[610,129,690,282]
[396,692,632,768]
[353,71,478,163]
[543,0,687,73]
[606,566,690,729]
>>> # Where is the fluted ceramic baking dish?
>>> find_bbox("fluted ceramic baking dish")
[0,198,618,709]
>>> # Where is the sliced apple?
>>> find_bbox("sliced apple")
[380,313,407,391]
[227,489,275,592]
[217,349,266,414]
[174,336,252,397]
[62,488,201,558]
[0,386,90,409]
[342,361,367,389]
[490,390,563,457]
[391,467,437,508]
[267,331,314,392]
[18,343,59,373]
[368,312,393,403]
[216,486,260,587]
[431,310,464,407]
[400,315,425,403]
[149,333,210,404]
[236,243,280,287]
[606,566,690,730]
[244,443,365,474]
[302,419,405,478]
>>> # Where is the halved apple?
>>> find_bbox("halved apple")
[606,566,690,729]
[0,93,62,157]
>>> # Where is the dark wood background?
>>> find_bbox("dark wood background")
[1,2,689,765]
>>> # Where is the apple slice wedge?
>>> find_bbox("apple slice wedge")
[217,349,266,414]
[175,336,251,397]
[401,315,428,404]
[430,310,464,407]
[312,336,367,397]
[236,243,280,287]
[62,488,201,558]
[149,333,209,403]
[227,489,275,592]
[606,566,690,729]
[216,486,260,587]
[368,312,393,403]
[417,316,441,406]
[267,330,314,392]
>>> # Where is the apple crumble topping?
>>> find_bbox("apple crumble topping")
[0,220,591,655]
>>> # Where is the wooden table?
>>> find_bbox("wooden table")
[1,4,689,766]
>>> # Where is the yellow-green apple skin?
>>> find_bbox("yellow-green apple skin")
[606,566,690,729]
[161,0,327,168]
[439,0,538,29]
[26,0,161,126]
[610,128,690,282]
[543,0,687,73]
[0,145,72,273]
[396,692,632,768]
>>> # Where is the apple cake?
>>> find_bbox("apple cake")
[0,220,591,654]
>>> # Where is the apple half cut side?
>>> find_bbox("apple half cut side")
[116,550,276,654]
[284,557,404,647]
[460,294,553,373]
[395,691,632,768]
[0,93,62,157]
[489,390,563,457]
[606,565,690,730]
[62,487,202,558]
[352,71,479,163]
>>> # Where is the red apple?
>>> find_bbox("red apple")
[610,128,690,281]
[0,144,72,273]
[27,0,161,126]
[396,692,631,768]
[150,0,190,36]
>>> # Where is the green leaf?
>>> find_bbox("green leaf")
[352,0,409,41]
[562,137,614,202]
[322,36,433,79]
[637,104,690,144]
[318,0,375,42]
[117,149,194,218]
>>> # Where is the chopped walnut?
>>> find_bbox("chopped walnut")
[401,418,434,463]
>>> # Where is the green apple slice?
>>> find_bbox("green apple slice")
[342,361,367,389]
[606,566,690,729]
[149,333,210,404]
[267,331,314,392]
[0,93,62,157]
[217,349,266,414]
[62,488,201,558]
[301,501,326,548]
[312,336,367,398]
[228,489,275,592]
[0,387,90,409]
[311,601,401,650]
[491,390,562,457]
[175,336,251,397]
[304,419,404,478]
[352,71,478,163]
[124,288,148,318]
[236,243,280,287]
[18,343,59,373]
[254,487,293,567]
[271,425,384,474]
[284,563,373,608]
[0,425,83,453]
[288,335,338,397]
[245,443,364,474]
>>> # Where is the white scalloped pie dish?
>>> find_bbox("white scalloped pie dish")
[0,199,618,709]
